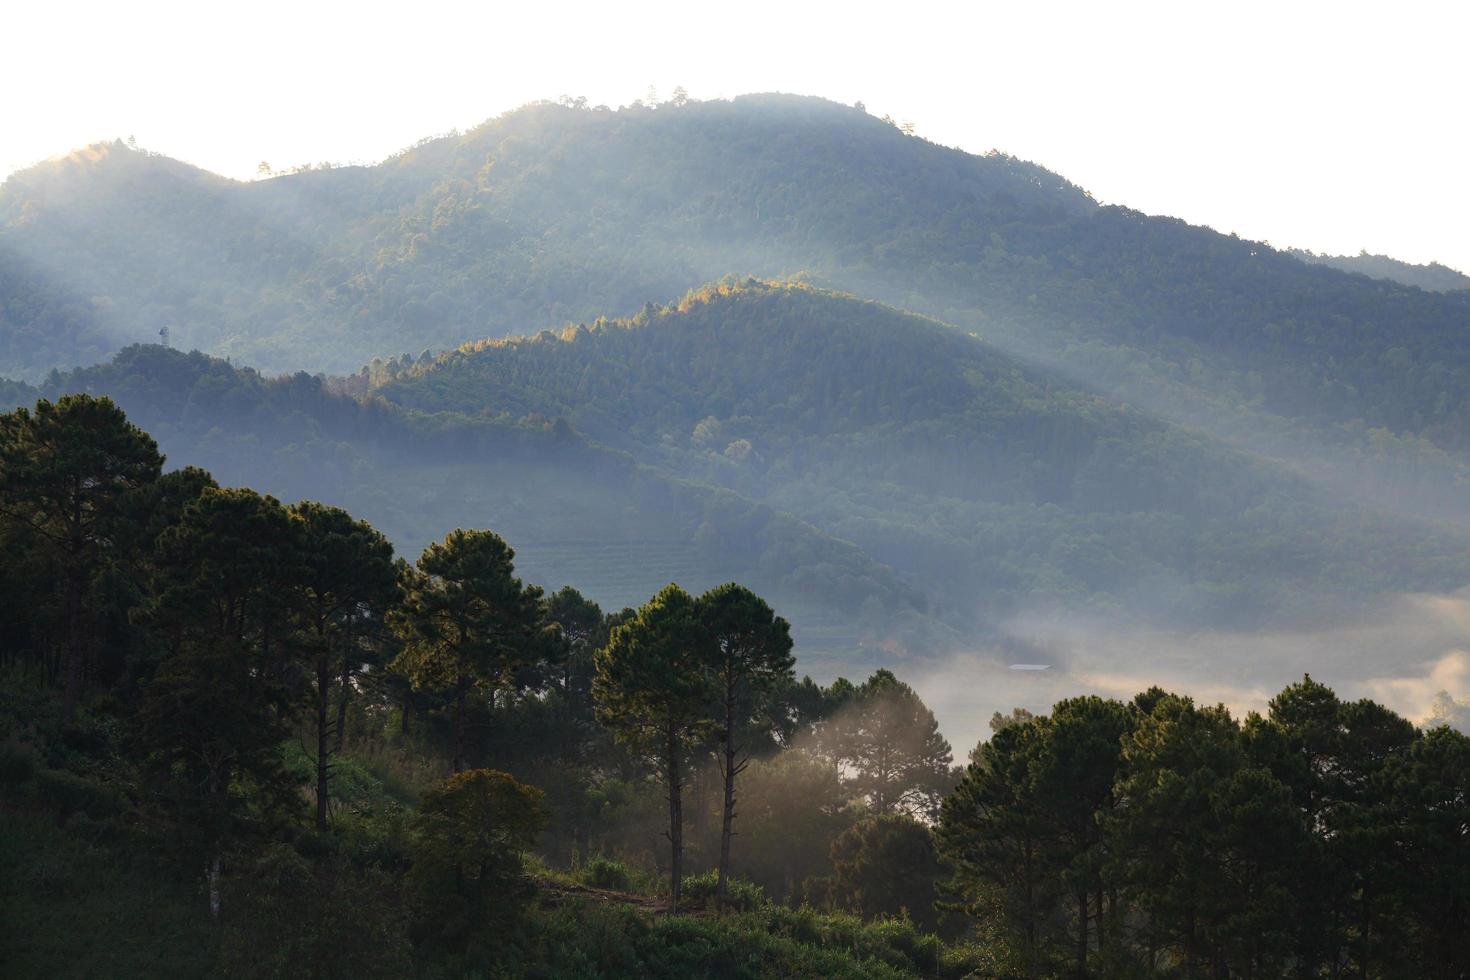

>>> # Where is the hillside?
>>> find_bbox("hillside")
[3,344,946,662]
[0,98,1088,380]
[7,276,1469,644]
[1287,248,1470,292]
[370,280,1470,630]
[6,95,1470,520]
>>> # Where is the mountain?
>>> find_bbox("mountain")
[1287,248,1470,292]
[5,95,1470,503]
[2,343,950,665]
[5,279,1470,668]
[0,97,1089,379]
[365,280,1470,631]
[8,94,1470,650]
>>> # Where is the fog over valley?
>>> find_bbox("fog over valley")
[913,593,1470,756]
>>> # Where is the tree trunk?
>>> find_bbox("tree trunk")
[315,654,330,830]
[1096,887,1106,956]
[667,725,683,913]
[717,686,737,903]
[1076,889,1089,976]
[1359,887,1371,980]
[453,675,468,772]
[207,854,222,919]
[334,659,351,753]
[576,822,590,868]
[61,568,84,726]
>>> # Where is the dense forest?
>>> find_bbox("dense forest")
[0,341,945,663]
[6,94,1470,528]
[2,395,1467,978]
[367,279,1470,629]
[6,282,1470,656]
[1286,249,1470,293]
[0,98,1463,443]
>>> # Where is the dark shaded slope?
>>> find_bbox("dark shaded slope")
[21,344,946,660]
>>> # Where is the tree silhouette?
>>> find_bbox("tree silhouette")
[393,529,543,772]
[0,395,162,724]
[696,582,793,902]
[594,583,715,912]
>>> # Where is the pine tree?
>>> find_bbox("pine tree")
[696,583,794,902]
[593,584,715,912]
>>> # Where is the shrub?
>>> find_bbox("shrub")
[216,844,412,979]
[0,739,39,785]
[406,768,546,953]
[581,855,634,891]
[31,766,124,822]
[680,869,767,912]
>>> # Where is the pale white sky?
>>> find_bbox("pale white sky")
[4,0,1467,272]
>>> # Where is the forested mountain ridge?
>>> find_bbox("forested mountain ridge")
[6,91,1466,469]
[6,281,1468,642]
[0,343,946,660]
[359,281,1470,630]
[1287,248,1470,292]
[0,95,1087,379]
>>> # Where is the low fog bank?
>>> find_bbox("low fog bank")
[911,590,1470,756]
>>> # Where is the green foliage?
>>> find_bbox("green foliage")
[820,668,954,818]
[406,768,546,951]
[8,97,1470,497]
[937,679,1470,978]
[19,284,1470,653]
[679,869,766,912]
[0,810,217,979]
[10,99,1470,630]
[1287,248,1470,293]
[134,486,309,862]
[594,584,717,752]
[826,815,944,931]
[7,378,1470,979]
[377,279,1470,633]
[0,738,40,784]
[0,393,163,721]
[514,898,982,979]
[697,581,795,897]
[393,528,543,770]
[0,99,1087,380]
[578,855,636,892]
[593,583,717,910]
[290,499,400,828]
[728,750,856,904]
[215,844,412,979]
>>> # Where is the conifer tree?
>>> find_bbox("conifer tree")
[289,501,399,829]
[393,529,542,772]
[593,583,715,912]
[824,669,953,818]
[0,395,162,723]
[696,582,793,902]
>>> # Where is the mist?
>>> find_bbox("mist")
[913,591,1470,756]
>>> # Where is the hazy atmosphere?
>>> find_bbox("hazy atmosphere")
[4,3,1468,977]
[6,0,1469,273]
